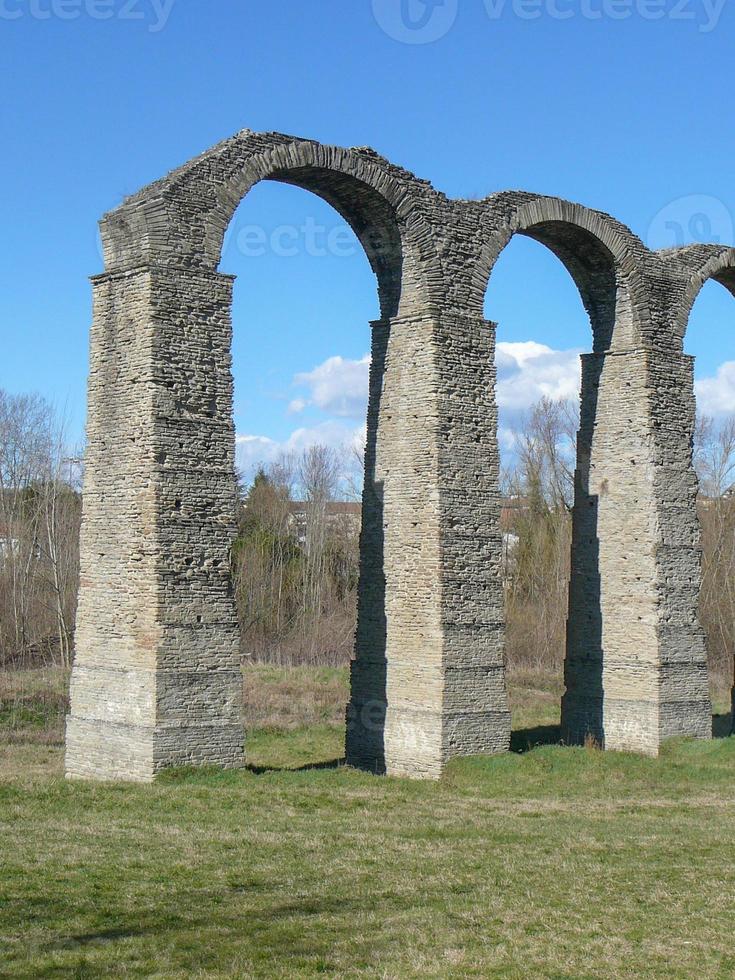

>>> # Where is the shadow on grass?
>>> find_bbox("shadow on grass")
[510,725,561,754]
[512,716,735,750]
[247,758,345,775]
[62,927,148,948]
[250,728,569,771]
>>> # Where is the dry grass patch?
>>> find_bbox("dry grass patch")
[0,667,69,745]
[242,663,348,731]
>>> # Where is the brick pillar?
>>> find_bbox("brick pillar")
[66,266,245,781]
[346,313,510,778]
[562,348,711,753]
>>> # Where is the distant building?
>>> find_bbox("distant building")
[286,501,361,545]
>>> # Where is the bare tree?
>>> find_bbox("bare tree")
[37,439,82,669]
[298,445,341,649]
[695,414,735,498]
[234,460,295,652]
[503,398,578,672]
[513,397,578,513]
[232,443,358,666]
[694,415,735,721]
[0,393,52,664]
[0,391,80,668]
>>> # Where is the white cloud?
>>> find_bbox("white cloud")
[236,352,370,486]
[495,341,582,411]
[235,435,279,474]
[237,342,585,483]
[236,421,366,482]
[497,426,518,452]
[695,361,735,416]
[288,343,580,424]
[239,348,735,492]
[293,354,369,418]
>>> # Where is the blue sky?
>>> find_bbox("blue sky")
[1,0,733,476]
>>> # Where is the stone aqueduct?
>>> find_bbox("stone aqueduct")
[65,129,735,782]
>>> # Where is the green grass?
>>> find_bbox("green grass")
[0,667,734,978]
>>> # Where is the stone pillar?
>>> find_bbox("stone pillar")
[647,348,711,741]
[562,347,711,753]
[346,313,510,778]
[436,314,510,761]
[66,266,245,781]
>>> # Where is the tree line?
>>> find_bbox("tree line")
[233,446,360,666]
[0,387,733,691]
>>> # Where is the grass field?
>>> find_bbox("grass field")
[1,665,734,978]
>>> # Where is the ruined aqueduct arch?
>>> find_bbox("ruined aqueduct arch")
[66,130,729,782]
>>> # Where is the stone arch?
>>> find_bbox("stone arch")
[473,192,650,350]
[66,131,455,782]
[98,131,441,319]
[473,193,705,753]
[65,130,719,781]
[648,243,735,733]
[659,244,735,340]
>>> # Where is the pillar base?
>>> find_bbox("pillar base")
[346,701,510,779]
[561,694,712,754]
[65,716,245,782]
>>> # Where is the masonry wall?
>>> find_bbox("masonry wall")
[348,313,448,778]
[648,349,711,740]
[67,269,163,780]
[436,314,510,760]
[563,350,665,751]
[66,267,244,781]
[562,347,712,751]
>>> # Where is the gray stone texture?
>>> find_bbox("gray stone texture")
[66,130,735,782]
